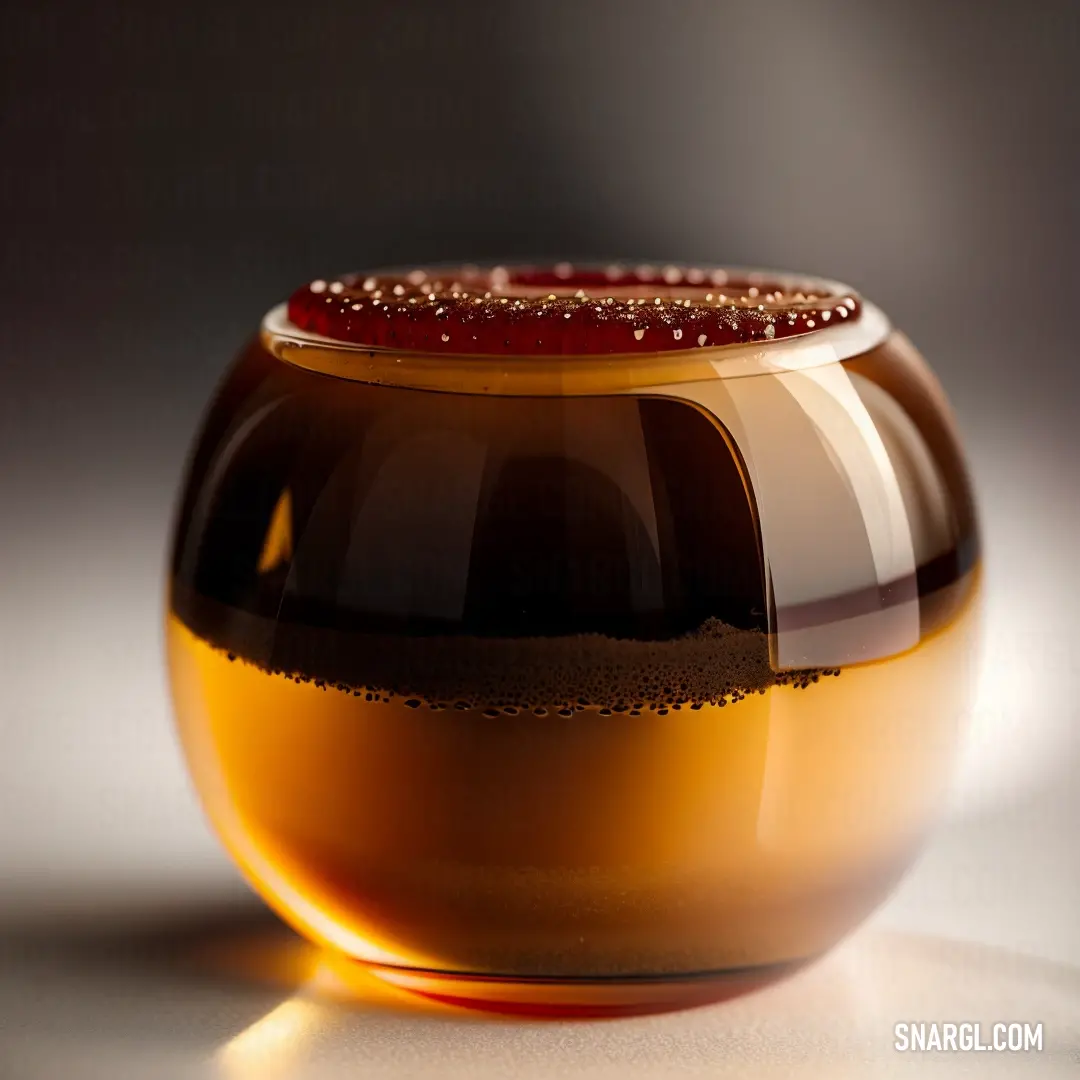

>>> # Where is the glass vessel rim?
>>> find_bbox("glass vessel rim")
[262,265,892,394]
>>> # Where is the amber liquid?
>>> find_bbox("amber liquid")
[168,332,980,1012]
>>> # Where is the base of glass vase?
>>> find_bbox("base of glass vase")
[363,958,812,1018]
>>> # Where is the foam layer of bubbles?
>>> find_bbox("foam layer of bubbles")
[174,586,838,714]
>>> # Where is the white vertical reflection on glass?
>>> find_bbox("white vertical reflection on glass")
[846,373,956,567]
[776,364,916,589]
[767,362,919,667]
[640,360,918,669]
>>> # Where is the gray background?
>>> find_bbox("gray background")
[1,1,1078,1075]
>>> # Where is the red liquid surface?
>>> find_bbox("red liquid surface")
[286,264,861,355]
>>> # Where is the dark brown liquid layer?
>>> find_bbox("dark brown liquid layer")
[171,335,977,711]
